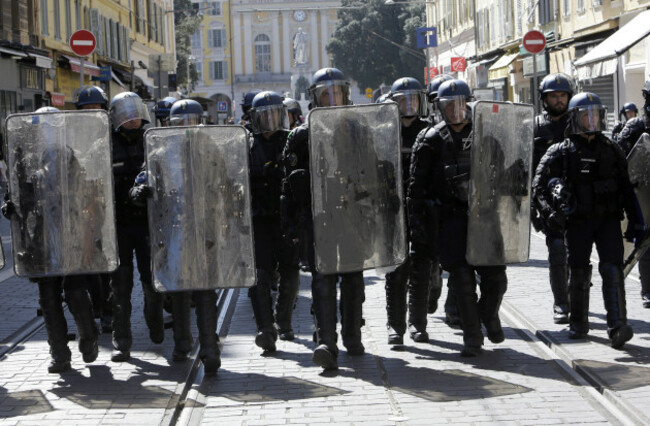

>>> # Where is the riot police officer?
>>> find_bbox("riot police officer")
[240,90,262,130]
[247,92,300,352]
[109,92,163,362]
[617,82,650,308]
[2,106,99,373]
[383,77,430,345]
[611,102,638,142]
[130,99,221,374]
[533,92,636,348]
[282,68,365,369]
[153,96,178,127]
[424,74,458,324]
[533,73,574,324]
[283,97,304,129]
[408,79,509,357]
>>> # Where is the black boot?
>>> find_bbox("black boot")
[275,268,300,341]
[340,272,365,356]
[249,270,277,352]
[428,261,442,314]
[111,267,133,362]
[444,285,461,326]
[477,268,507,344]
[64,277,99,363]
[568,266,592,340]
[385,262,408,345]
[38,279,72,373]
[311,273,339,369]
[547,236,569,324]
[171,292,193,361]
[600,263,634,349]
[408,255,429,342]
[99,273,113,333]
[451,268,483,356]
[637,249,650,308]
[142,280,164,344]
[195,290,221,375]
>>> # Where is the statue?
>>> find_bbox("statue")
[293,28,308,65]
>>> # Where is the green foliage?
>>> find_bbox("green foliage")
[327,0,426,91]
[174,0,202,92]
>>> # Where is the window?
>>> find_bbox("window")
[563,0,571,17]
[40,0,48,35]
[65,0,71,40]
[191,30,202,48]
[209,61,227,80]
[54,0,60,39]
[195,61,203,82]
[539,0,552,24]
[136,0,145,33]
[577,0,585,13]
[75,0,81,30]
[209,2,222,16]
[254,34,271,72]
[208,29,226,48]
[593,0,603,6]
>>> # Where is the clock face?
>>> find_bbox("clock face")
[293,10,306,22]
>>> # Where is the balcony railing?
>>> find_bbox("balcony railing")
[234,72,292,84]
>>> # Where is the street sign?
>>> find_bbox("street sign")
[416,27,437,49]
[217,101,228,112]
[69,29,96,57]
[451,57,467,72]
[522,30,546,55]
[365,88,373,98]
[95,66,111,82]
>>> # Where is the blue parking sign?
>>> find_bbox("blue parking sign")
[217,101,227,112]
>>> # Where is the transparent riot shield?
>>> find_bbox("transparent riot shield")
[623,133,650,276]
[145,125,255,292]
[5,110,117,277]
[309,103,406,274]
[467,101,534,265]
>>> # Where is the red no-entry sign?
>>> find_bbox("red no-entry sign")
[522,30,546,55]
[69,29,96,57]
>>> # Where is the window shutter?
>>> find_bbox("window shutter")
[89,8,103,56]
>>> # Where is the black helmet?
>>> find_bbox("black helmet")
[619,102,638,121]
[109,91,150,130]
[74,86,108,109]
[241,90,262,119]
[309,67,351,107]
[169,99,204,126]
[436,79,472,125]
[426,74,454,102]
[154,96,178,119]
[538,73,574,99]
[567,92,607,135]
[387,77,427,118]
[249,91,288,134]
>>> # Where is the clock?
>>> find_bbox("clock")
[293,10,306,22]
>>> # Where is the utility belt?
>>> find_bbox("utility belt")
[573,179,620,217]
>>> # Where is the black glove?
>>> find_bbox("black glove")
[546,211,566,232]
[129,185,153,207]
[1,200,16,220]
[624,221,646,244]
[287,169,310,206]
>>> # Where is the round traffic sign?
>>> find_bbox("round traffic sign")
[523,30,546,55]
[69,29,97,57]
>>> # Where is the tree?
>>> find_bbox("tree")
[327,0,426,92]
[174,0,202,93]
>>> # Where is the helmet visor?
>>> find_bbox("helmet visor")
[392,90,426,117]
[571,105,607,134]
[169,113,203,127]
[250,104,288,134]
[310,80,350,107]
[438,96,469,125]
[111,96,151,130]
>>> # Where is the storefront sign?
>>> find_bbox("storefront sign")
[50,92,65,106]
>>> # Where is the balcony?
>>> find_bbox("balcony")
[235,72,292,84]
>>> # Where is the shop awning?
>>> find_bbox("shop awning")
[111,70,126,88]
[488,52,519,81]
[62,55,101,77]
[28,52,52,69]
[574,10,650,80]
[0,46,27,57]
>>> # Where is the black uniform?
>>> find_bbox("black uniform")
[249,129,300,350]
[408,120,508,355]
[533,133,636,343]
[282,123,366,363]
[533,112,571,321]
[385,118,432,342]
[616,115,650,304]
[110,127,163,360]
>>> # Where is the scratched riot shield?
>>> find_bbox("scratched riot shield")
[466,101,534,265]
[309,103,406,274]
[623,133,650,276]
[145,125,255,292]
[5,110,117,277]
